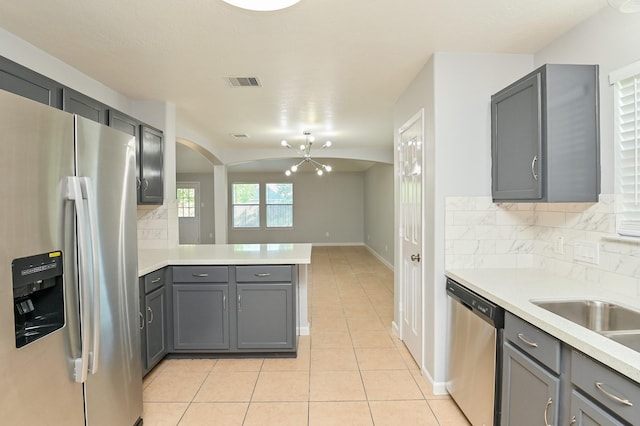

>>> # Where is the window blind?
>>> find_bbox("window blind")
[615,73,640,236]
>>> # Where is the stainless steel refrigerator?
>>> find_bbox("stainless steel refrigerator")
[0,89,142,425]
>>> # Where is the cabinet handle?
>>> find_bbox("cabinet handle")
[254,273,271,277]
[544,398,553,426]
[192,273,209,278]
[531,155,539,181]
[569,416,576,425]
[147,306,154,324]
[136,177,141,190]
[237,295,242,312]
[142,179,149,191]
[517,333,539,348]
[595,382,633,406]
[223,295,227,311]
[151,277,161,283]
[139,312,144,330]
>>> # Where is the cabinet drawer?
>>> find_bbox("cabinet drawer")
[144,268,165,294]
[571,350,640,425]
[504,312,561,374]
[235,265,292,282]
[172,266,229,283]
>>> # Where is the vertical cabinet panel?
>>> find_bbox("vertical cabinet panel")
[173,284,229,350]
[108,110,141,199]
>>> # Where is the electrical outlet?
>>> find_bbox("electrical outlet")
[574,240,599,265]
[553,236,564,255]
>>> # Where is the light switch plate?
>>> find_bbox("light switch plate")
[574,240,599,264]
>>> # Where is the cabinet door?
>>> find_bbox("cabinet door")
[236,283,294,350]
[570,390,625,426]
[0,56,62,108]
[62,87,108,124]
[502,341,560,426]
[173,284,229,350]
[108,109,141,200]
[145,287,167,370]
[139,124,164,204]
[491,71,542,201]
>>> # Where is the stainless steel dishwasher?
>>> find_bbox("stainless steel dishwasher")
[446,278,504,426]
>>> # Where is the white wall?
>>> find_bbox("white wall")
[364,163,395,267]
[227,171,365,245]
[534,8,640,194]
[394,52,533,391]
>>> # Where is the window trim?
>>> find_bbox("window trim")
[265,182,294,228]
[611,61,640,237]
[231,182,261,229]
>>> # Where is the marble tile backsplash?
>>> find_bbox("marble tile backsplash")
[445,194,640,297]
[137,199,178,249]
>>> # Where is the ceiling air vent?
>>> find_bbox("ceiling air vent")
[226,77,261,87]
[231,133,250,139]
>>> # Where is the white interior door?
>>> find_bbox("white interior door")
[398,110,423,365]
[177,182,201,244]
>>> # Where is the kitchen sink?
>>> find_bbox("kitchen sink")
[604,331,640,353]
[531,299,640,333]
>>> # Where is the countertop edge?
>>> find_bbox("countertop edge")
[446,268,640,384]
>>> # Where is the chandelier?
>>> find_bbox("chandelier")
[281,131,333,176]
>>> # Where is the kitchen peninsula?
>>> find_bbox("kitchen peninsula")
[138,243,312,335]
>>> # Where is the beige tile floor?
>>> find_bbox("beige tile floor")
[142,246,471,425]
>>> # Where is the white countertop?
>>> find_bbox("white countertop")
[138,243,313,276]
[446,268,640,383]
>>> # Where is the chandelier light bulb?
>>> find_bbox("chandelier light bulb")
[291,165,298,172]
[299,144,306,151]
[281,140,288,147]
[285,170,291,176]
[323,141,332,148]
[325,165,332,172]
[317,169,323,176]
[308,135,315,142]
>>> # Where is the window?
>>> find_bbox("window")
[266,183,293,227]
[177,186,196,218]
[232,183,260,228]
[612,61,640,236]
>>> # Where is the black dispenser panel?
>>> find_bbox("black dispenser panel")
[12,251,64,348]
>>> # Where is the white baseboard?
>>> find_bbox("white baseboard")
[311,242,365,247]
[297,326,310,336]
[391,321,400,337]
[365,244,394,270]
[422,368,449,395]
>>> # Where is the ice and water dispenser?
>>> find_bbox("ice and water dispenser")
[12,252,65,348]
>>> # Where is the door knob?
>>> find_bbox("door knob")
[411,254,421,262]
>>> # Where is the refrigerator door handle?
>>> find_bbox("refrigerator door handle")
[66,177,91,383]
[79,177,101,375]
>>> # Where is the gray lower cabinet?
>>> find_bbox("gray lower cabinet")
[502,312,561,426]
[570,350,639,425]
[570,390,625,426]
[502,341,560,426]
[140,268,168,376]
[173,283,230,350]
[170,265,296,353]
[491,64,600,202]
[236,283,294,350]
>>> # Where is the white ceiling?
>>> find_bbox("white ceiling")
[0,0,608,173]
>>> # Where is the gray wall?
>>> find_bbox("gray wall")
[364,163,395,266]
[177,173,216,244]
[227,171,365,245]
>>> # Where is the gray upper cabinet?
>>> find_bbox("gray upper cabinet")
[108,110,142,201]
[139,124,164,205]
[62,87,108,124]
[491,64,600,202]
[0,56,62,108]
